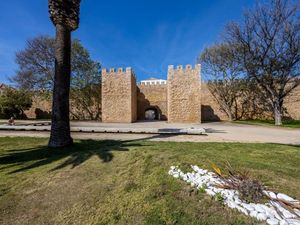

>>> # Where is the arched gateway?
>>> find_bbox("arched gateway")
[101,64,201,123]
[145,107,159,120]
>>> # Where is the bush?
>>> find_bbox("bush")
[0,87,32,119]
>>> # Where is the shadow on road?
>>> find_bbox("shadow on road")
[203,128,227,133]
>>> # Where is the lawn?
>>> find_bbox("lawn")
[0,137,299,225]
[234,119,300,128]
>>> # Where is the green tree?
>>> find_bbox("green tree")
[200,43,244,121]
[200,43,272,121]
[12,36,101,91]
[226,0,300,125]
[13,36,55,90]
[12,36,101,121]
[69,40,101,120]
[0,87,32,119]
[48,0,81,147]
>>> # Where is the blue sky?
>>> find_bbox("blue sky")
[0,0,254,83]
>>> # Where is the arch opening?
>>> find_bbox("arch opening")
[145,107,159,120]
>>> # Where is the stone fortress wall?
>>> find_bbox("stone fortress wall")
[284,85,300,120]
[22,64,300,123]
[101,64,300,123]
[200,82,300,121]
[101,67,137,123]
[137,83,168,121]
[101,64,202,123]
[24,95,52,119]
[200,82,228,121]
[167,65,201,123]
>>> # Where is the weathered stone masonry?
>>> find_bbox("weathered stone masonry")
[137,83,168,121]
[101,67,137,123]
[24,64,300,122]
[167,64,201,123]
[101,64,202,123]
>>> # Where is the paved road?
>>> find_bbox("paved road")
[0,121,299,145]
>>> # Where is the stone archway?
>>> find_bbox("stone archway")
[145,107,159,120]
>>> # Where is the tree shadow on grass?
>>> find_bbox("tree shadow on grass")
[0,139,142,174]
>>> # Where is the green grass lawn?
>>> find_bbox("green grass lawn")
[0,137,299,225]
[234,119,300,128]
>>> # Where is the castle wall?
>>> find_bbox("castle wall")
[131,74,137,122]
[201,82,229,121]
[167,65,201,123]
[137,84,168,120]
[24,95,52,119]
[21,65,300,123]
[101,67,137,123]
[284,85,300,120]
[201,82,300,121]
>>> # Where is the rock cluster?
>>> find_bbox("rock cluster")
[168,165,300,225]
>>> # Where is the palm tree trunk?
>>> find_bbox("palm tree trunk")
[48,24,73,147]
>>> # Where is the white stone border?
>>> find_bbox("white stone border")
[168,165,300,225]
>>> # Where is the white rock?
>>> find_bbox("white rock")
[241,203,255,211]
[285,219,300,225]
[227,201,239,209]
[265,208,277,218]
[256,212,268,221]
[255,204,266,213]
[279,220,289,225]
[168,165,300,225]
[173,174,179,178]
[236,206,248,215]
[282,209,296,219]
[264,191,277,199]
[277,193,295,202]
[274,212,283,221]
[250,210,258,218]
[269,192,277,199]
[206,189,215,196]
[267,218,279,225]
[234,198,242,204]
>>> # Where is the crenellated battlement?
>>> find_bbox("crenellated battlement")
[102,67,136,79]
[168,64,201,72]
[138,82,167,87]
[167,64,201,81]
[102,67,133,73]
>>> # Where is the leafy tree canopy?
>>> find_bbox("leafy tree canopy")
[0,87,32,119]
[11,35,102,121]
[12,35,101,91]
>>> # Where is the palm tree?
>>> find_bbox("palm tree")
[48,0,81,147]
